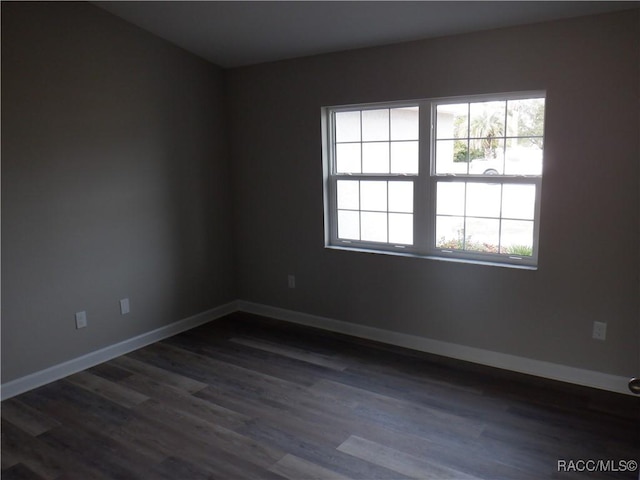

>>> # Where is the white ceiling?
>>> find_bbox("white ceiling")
[95,1,639,68]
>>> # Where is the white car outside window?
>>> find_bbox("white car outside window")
[469,147,542,176]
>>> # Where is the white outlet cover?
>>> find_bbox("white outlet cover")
[592,321,607,341]
[120,298,130,315]
[75,311,87,329]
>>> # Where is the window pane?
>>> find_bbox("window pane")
[436,140,469,174]
[507,98,545,137]
[338,210,359,240]
[436,103,468,139]
[436,216,464,249]
[362,109,389,141]
[360,181,387,212]
[436,182,465,216]
[335,111,360,142]
[469,101,505,139]
[362,142,389,173]
[388,182,413,213]
[390,107,419,140]
[500,220,534,256]
[466,218,500,253]
[337,180,359,210]
[502,184,535,220]
[361,212,387,242]
[390,141,419,174]
[336,143,361,173]
[389,213,413,245]
[504,138,543,175]
[467,140,505,175]
[466,183,501,218]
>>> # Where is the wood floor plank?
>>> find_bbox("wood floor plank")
[236,418,413,480]
[131,341,331,418]
[132,340,362,441]
[37,424,163,480]
[1,420,62,480]
[338,434,483,480]
[505,401,632,442]
[118,373,250,430]
[134,339,318,389]
[13,381,166,466]
[109,411,239,477]
[64,370,149,408]
[1,398,60,437]
[17,381,134,431]
[110,408,286,480]
[230,336,349,371]
[269,453,352,480]
[335,361,505,420]
[112,355,209,393]
[164,331,356,386]
[87,362,135,382]
[336,418,541,480]
[153,456,215,480]
[310,378,486,441]
[195,384,352,448]
[1,449,20,471]
[133,398,286,469]
[0,463,48,480]
[1,419,110,480]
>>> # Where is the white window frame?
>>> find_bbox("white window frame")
[322,91,545,269]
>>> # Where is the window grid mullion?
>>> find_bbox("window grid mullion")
[388,109,391,174]
[498,183,504,254]
[359,111,363,174]
[386,181,390,243]
[463,181,468,250]
[416,101,431,254]
[359,111,362,241]
[358,180,362,241]
[466,103,471,173]
[387,109,391,244]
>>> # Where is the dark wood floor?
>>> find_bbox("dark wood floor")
[2,312,638,479]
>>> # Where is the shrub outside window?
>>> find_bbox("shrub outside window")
[322,92,545,268]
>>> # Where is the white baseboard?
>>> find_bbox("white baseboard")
[236,300,632,396]
[2,299,631,400]
[0,301,238,401]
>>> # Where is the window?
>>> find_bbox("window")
[322,92,545,268]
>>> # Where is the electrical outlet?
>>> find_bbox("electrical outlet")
[592,321,607,341]
[75,311,87,329]
[288,274,296,289]
[120,298,130,315]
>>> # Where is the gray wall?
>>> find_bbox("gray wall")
[2,2,234,382]
[227,10,639,377]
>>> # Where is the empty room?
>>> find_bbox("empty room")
[2,1,639,479]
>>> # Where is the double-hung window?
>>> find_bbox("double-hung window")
[322,92,545,268]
